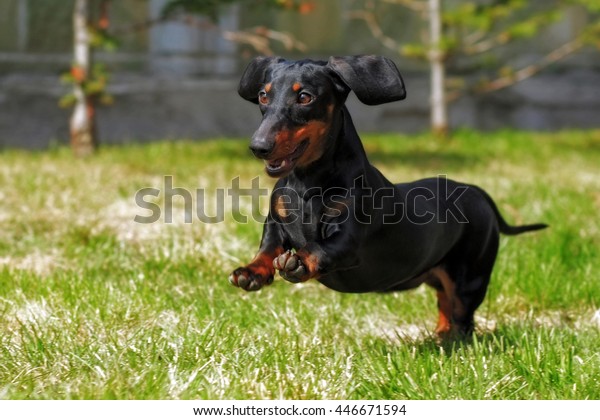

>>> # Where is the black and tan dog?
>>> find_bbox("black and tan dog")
[228,55,547,336]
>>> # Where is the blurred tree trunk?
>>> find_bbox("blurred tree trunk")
[70,0,97,157]
[428,0,447,137]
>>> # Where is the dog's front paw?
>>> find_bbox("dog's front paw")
[229,265,274,292]
[273,251,310,283]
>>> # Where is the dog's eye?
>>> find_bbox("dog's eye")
[298,92,313,105]
[258,90,268,105]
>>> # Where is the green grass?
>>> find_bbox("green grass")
[0,130,599,399]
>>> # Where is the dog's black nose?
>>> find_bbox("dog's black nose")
[249,139,274,159]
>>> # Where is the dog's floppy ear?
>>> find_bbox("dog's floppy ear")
[327,55,406,105]
[238,56,283,103]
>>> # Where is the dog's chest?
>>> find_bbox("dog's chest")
[272,187,328,249]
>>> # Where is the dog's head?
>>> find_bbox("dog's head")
[238,55,406,177]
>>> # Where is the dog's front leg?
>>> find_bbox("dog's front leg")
[229,213,286,291]
[274,220,362,283]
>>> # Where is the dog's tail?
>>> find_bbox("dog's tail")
[472,186,549,236]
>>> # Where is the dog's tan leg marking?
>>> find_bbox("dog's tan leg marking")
[431,267,466,336]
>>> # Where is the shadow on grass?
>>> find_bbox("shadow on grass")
[371,327,521,357]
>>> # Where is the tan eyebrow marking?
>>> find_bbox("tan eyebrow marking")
[265,83,272,93]
[292,82,302,92]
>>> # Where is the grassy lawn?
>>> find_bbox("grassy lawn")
[0,130,599,399]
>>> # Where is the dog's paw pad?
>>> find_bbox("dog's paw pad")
[273,251,308,283]
[229,267,272,292]
[273,251,292,270]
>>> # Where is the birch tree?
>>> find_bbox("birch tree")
[428,0,446,135]
[62,0,116,156]
[70,0,96,157]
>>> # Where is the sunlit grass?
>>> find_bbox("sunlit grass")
[0,130,599,399]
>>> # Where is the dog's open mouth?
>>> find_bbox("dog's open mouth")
[264,140,309,177]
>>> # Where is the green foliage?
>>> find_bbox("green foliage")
[401,43,427,59]
[442,1,565,56]
[58,92,77,109]
[89,26,119,51]
[442,1,525,32]
[567,0,600,13]
[59,63,113,108]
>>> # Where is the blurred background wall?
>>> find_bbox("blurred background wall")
[1,0,599,149]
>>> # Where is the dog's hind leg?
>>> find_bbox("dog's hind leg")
[426,267,468,337]
[433,232,499,336]
[427,251,497,336]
